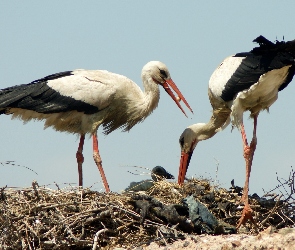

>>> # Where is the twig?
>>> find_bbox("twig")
[213,157,220,189]
[156,228,168,246]
[32,180,40,199]
[92,228,109,250]
[261,195,282,226]
[0,161,38,175]
[278,208,295,226]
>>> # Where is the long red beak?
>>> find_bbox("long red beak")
[178,151,193,184]
[178,152,189,184]
[162,79,193,117]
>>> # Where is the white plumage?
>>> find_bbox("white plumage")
[178,36,295,227]
[0,61,193,192]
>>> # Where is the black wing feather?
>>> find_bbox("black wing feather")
[220,36,295,102]
[0,71,99,115]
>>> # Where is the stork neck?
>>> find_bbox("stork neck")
[141,77,160,116]
[197,88,232,140]
[199,107,231,141]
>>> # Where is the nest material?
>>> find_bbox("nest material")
[0,177,294,250]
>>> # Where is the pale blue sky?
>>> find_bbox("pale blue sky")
[1,1,295,195]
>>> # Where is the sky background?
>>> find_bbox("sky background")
[1,1,295,196]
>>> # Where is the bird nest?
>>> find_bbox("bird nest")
[0,172,294,250]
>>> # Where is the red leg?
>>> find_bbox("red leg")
[76,135,85,187]
[237,114,258,228]
[92,132,110,193]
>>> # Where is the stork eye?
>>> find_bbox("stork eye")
[179,137,184,147]
[159,69,168,78]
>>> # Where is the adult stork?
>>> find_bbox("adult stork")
[0,61,193,192]
[177,36,295,227]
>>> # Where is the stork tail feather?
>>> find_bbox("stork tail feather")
[252,35,295,54]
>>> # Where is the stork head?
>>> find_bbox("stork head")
[178,123,208,185]
[142,61,193,117]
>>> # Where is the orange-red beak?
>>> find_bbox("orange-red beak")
[178,138,196,184]
[162,79,193,117]
[178,150,194,184]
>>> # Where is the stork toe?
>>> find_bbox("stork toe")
[237,203,255,229]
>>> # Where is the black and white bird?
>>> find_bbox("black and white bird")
[0,61,193,192]
[177,36,295,227]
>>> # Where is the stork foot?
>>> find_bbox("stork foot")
[237,203,256,229]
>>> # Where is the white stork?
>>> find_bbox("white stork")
[177,36,295,227]
[0,61,193,192]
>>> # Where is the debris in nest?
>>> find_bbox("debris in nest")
[230,179,243,196]
[0,170,294,249]
[124,179,154,192]
[183,195,236,235]
[124,166,174,192]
